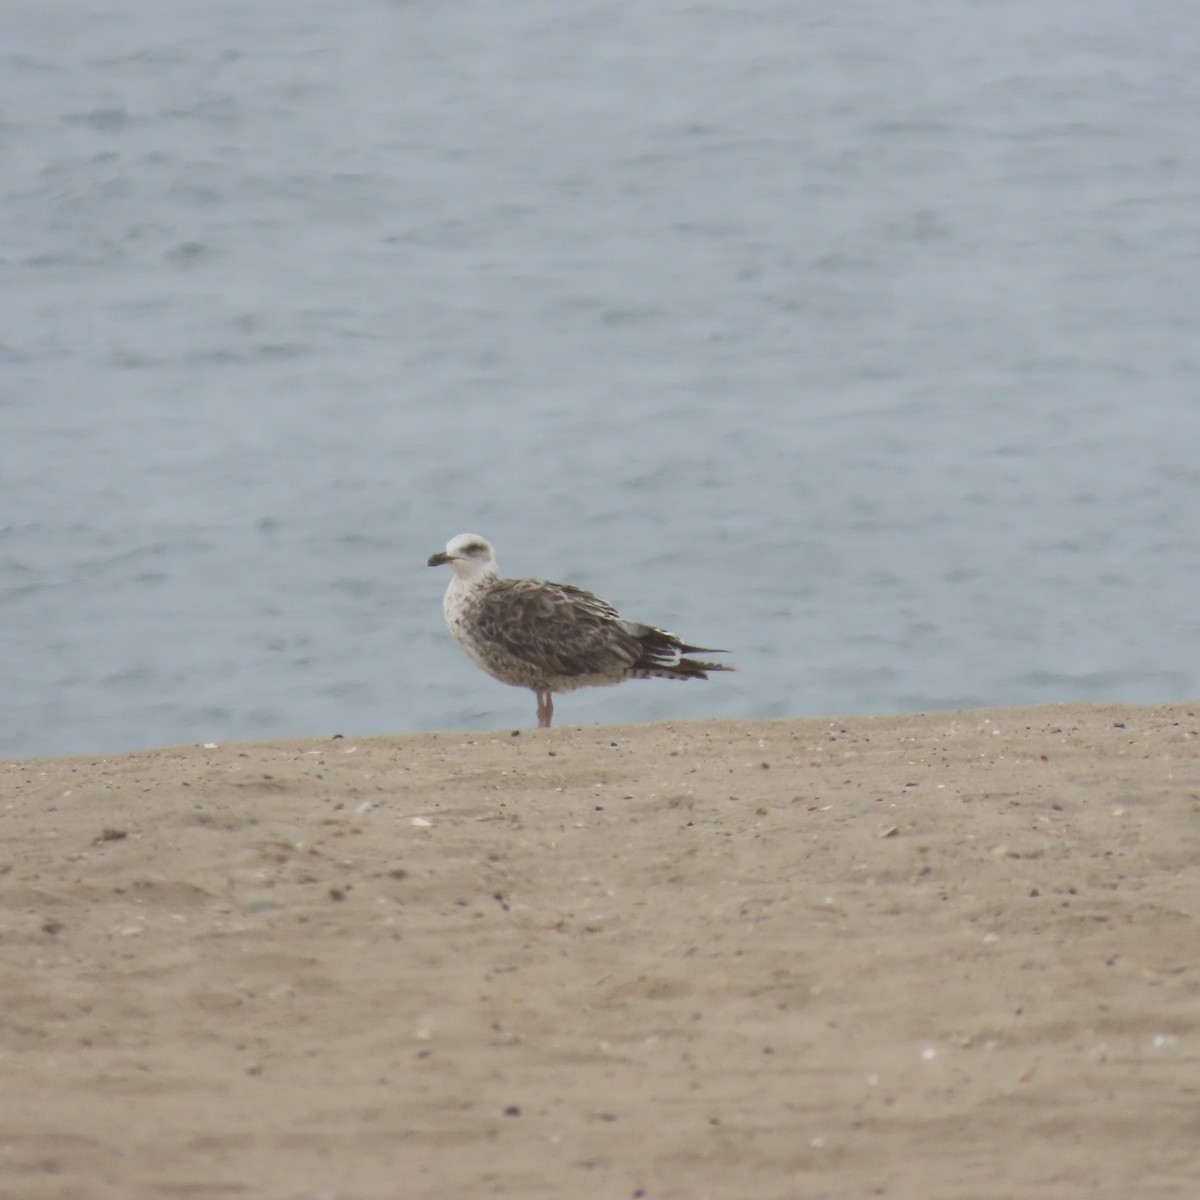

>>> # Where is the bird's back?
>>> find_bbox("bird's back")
[449,576,640,687]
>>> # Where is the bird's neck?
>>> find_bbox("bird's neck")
[448,566,497,592]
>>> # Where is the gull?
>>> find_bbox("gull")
[427,533,733,728]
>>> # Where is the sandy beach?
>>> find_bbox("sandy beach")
[2,701,1198,1199]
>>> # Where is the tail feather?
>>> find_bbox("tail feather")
[630,625,735,680]
[656,655,735,680]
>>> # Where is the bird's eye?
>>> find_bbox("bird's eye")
[462,542,486,554]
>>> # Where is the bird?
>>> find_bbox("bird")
[427,533,734,728]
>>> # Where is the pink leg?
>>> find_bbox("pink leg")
[535,689,553,728]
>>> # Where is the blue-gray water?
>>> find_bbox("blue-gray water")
[3,0,1199,758]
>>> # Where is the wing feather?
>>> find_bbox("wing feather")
[478,579,641,678]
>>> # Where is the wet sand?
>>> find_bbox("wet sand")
[2,702,1198,1199]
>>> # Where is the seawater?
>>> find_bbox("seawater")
[3,0,1199,757]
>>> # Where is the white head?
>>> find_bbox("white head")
[427,533,498,582]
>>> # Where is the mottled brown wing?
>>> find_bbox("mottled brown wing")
[480,578,641,678]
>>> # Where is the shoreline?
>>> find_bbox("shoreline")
[6,695,1195,764]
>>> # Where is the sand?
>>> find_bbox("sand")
[2,702,1198,1199]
